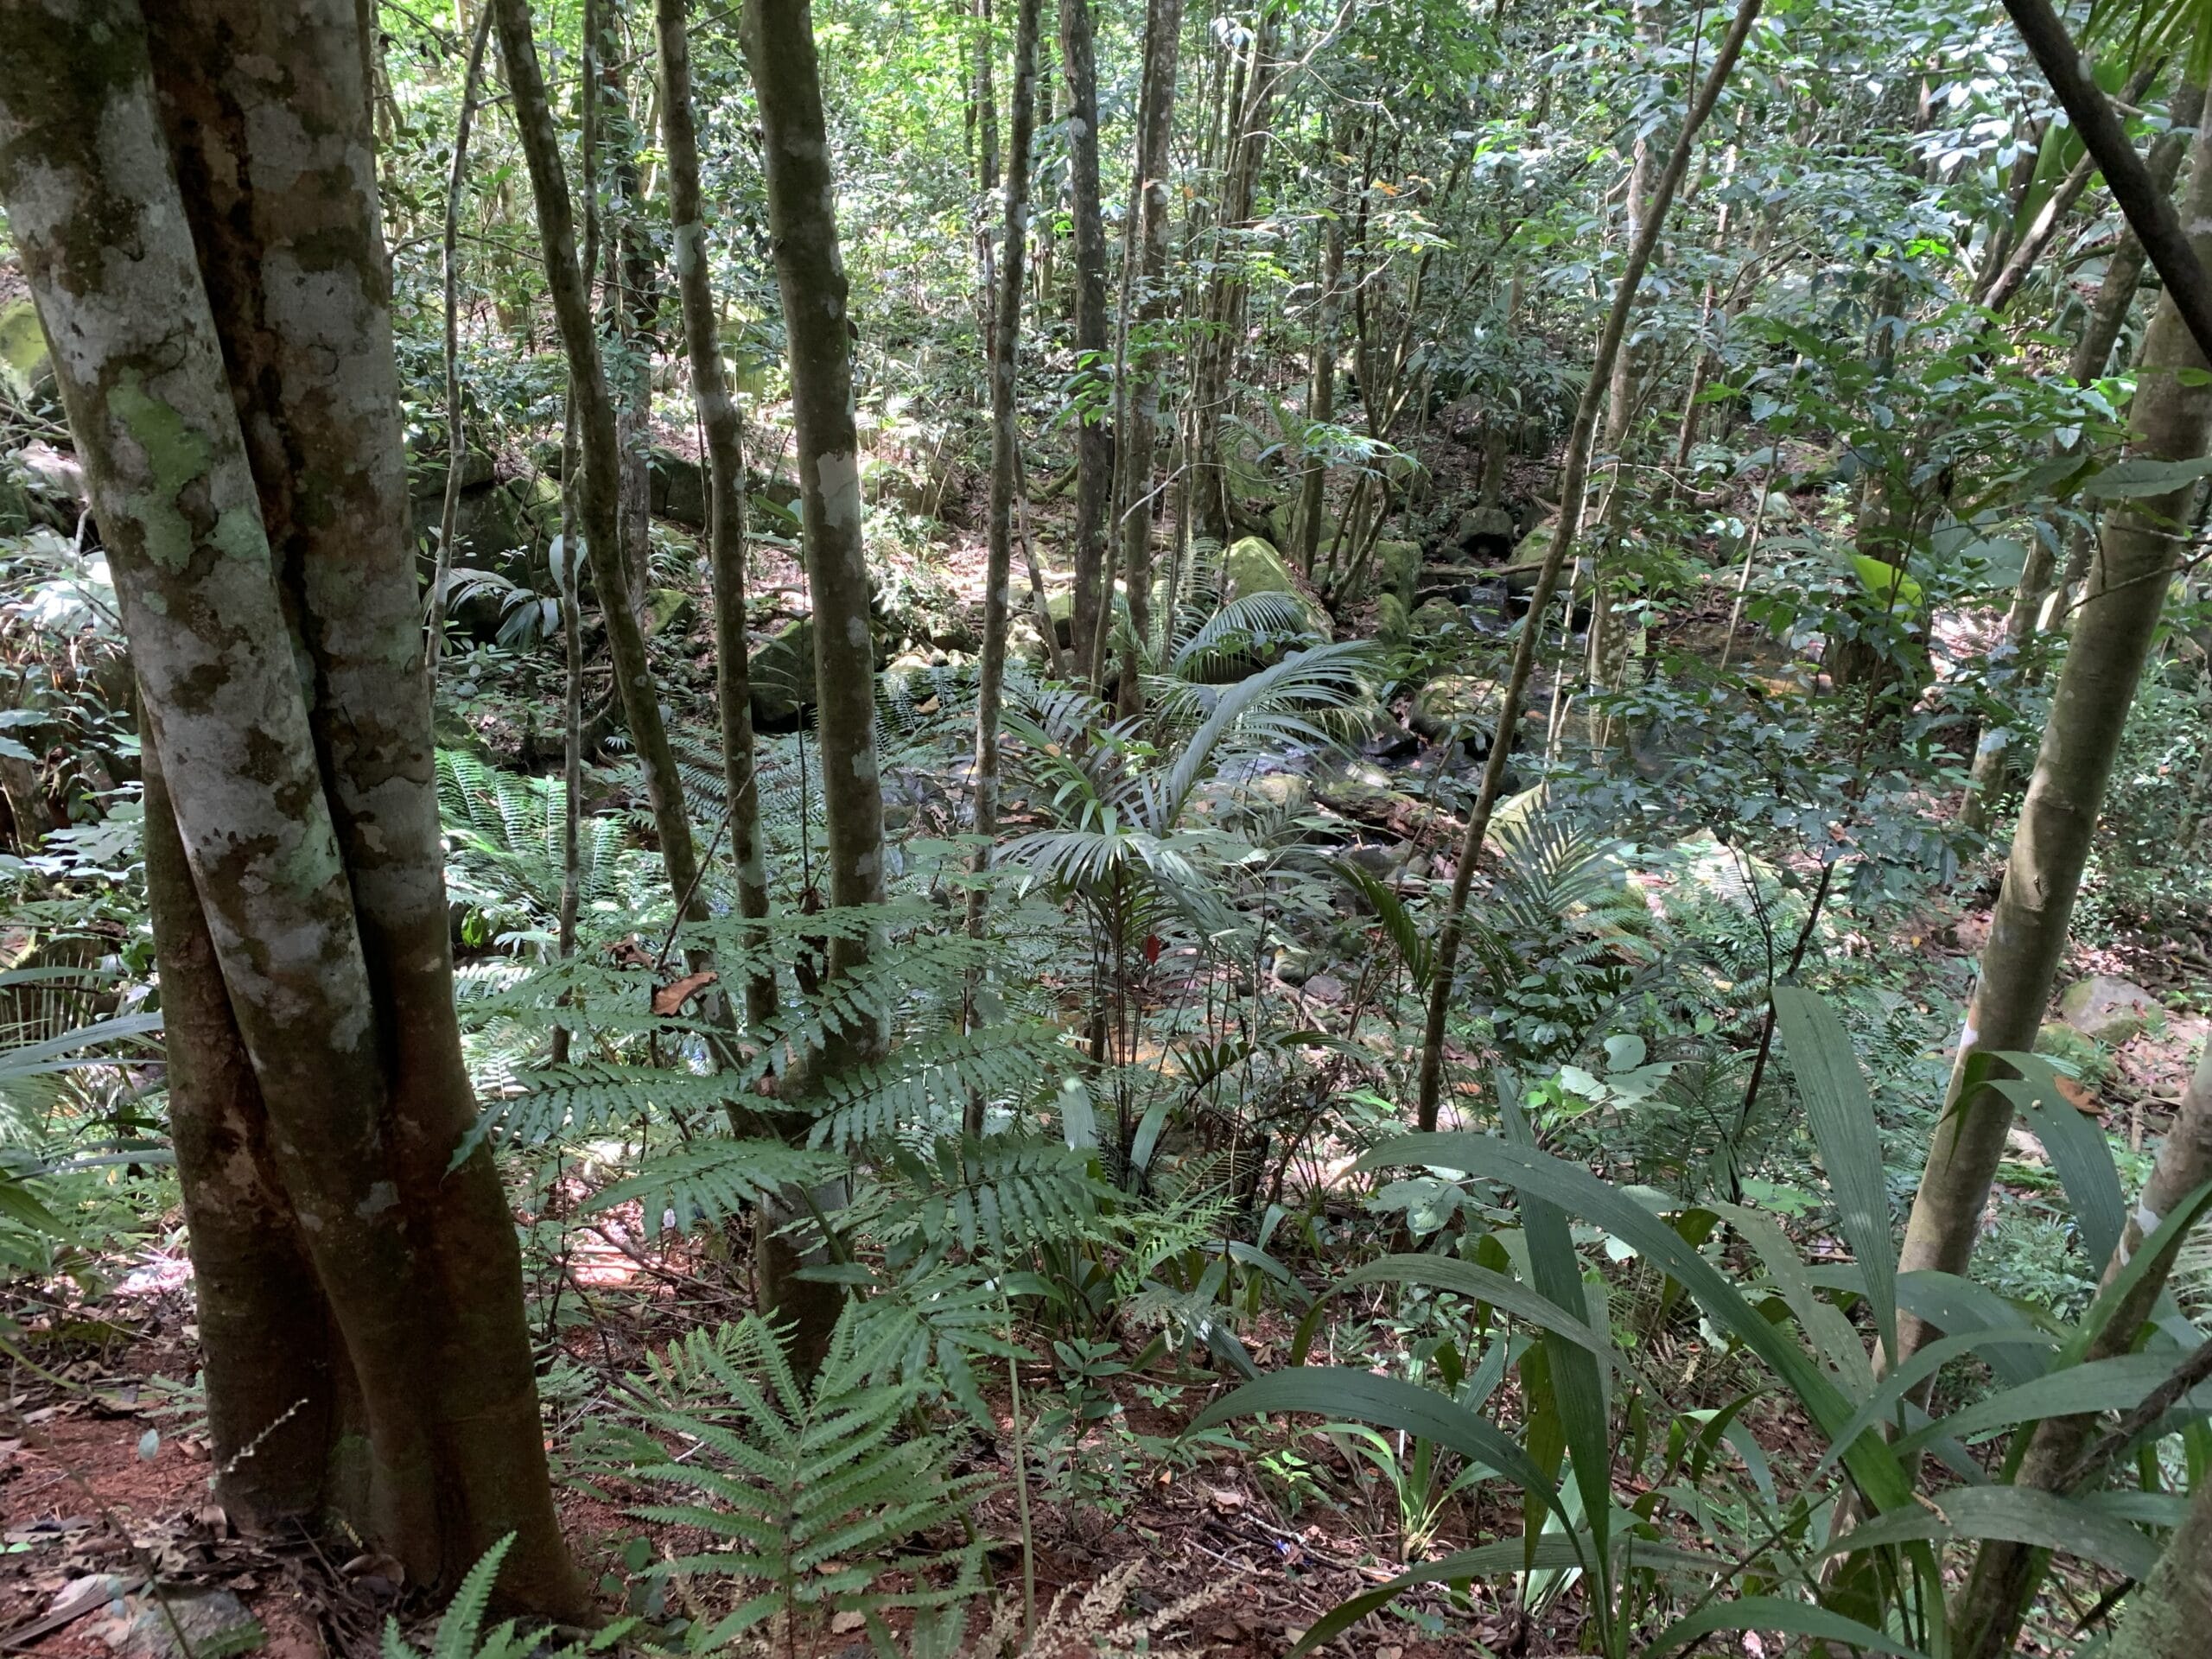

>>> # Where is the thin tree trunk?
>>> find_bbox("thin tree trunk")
[1893,90,2212,1366]
[2106,1465,2212,1658]
[1295,153,1345,575]
[973,0,1000,345]
[1190,11,1280,549]
[494,0,713,949]
[553,396,583,1066]
[1673,147,1737,480]
[1104,0,1185,706]
[1059,0,1110,675]
[658,0,777,1033]
[428,3,495,696]
[1953,1033,2212,1656]
[744,0,887,1366]
[2,0,582,1609]
[967,0,1043,966]
[1413,0,1765,1134]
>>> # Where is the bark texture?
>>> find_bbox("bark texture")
[1894,97,2212,1362]
[969,0,1043,941]
[1058,0,1110,678]
[744,0,887,1362]
[494,0,711,942]
[0,0,579,1608]
[658,0,777,1033]
[1103,0,1184,701]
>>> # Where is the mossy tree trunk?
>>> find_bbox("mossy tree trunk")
[494,0,716,957]
[744,0,888,1366]
[0,0,582,1611]
[657,0,777,1033]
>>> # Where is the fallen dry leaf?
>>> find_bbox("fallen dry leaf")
[652,969,718,1015]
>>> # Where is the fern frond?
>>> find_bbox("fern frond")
[582,1136,847,1229]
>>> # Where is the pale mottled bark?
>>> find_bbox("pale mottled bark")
[658,0,777,1033]
[1295,156,1344,576]
[1058,0,1109,674]
[1965,79,2203,830]
[744,0,885,1363]
[2106,1460,2212,1658]
[1896,99,2212,1361]
[143,741,342,1531]
[2,0,579,1608]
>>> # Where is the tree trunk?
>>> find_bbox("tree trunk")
[744,0,888,1365]
[1412,0,1765,1135]
[658,0,777,1033]
[1952,1034,2212,1657]
[428,3,495,697]
[1058,0,1110,678]
[1893,92,2212,1366]
[969,0,1042,954]
[973,0,1000,346]
[1295,152,1345,576]
[0,0,582,1610]
[1103,0,1185,704]
[1189,12,1279,550]
[2106,1468,2212,1659]
[494,0,713,947]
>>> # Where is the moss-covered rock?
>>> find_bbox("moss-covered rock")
[1220,535,1332,639]
[1376,592,1410,647]
[1410,597,1462,639]
[1375,538,1422,603]
[642,588,695,638]
[648,446,709,528]
[1408,674,1504,742]
[749,617,817,728]
[0,300,53,406]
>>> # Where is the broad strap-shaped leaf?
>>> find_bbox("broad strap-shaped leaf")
[1184,1367,1576,1545]
[1819,1484,2165,1581]
[1643,1594,1926,1659]
[1774,985,1898,1367]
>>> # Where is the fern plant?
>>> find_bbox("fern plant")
[593,1306,987,1653]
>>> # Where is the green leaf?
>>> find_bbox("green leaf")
[1283,1536,1587,1656]
[1643,1595,1926,1659]
[1850,553,1923,611]
[1502,1090,1612,1623]
[2079,454,2212,500]
[1820,1484,2165,1581]
[1184,1368,1576,1543]
[1987,1052,2125,1270]
[1774,987,1898,1366]
[1893,1353,2190,1456]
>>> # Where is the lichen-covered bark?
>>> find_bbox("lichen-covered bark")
[658,0,777,1033]
[1895,99,2212,1362]
[493,0,711,944]
[745,0,886,1363]
[143,741,343,1530]
[1058,0,1109,677]
[968,0,1042,950]
[0,0,579,1611]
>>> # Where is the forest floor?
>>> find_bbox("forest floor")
[3,954,2201,1658]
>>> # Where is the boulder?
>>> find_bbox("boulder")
[1408,674,1504,743]
[0,299,54,406]
[1220,535,1332,639]
[642,588,695,639]
[648,445,709,528]
[2058,976,2157,1043]
[1410,597,1463,639]
[1376,591,1411,647]
[749,616,817,728]
[1452,505,1516,560]
[1374,538,1422,603]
